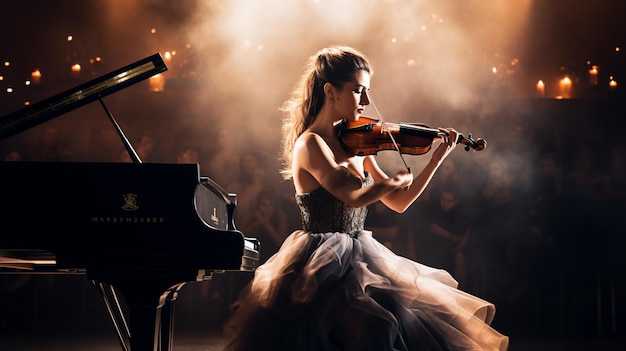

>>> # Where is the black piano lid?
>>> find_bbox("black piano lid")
[0,52,167,141]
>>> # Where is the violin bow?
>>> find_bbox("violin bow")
[369,97,411,173]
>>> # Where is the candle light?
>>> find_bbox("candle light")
[589,65,598,86]
[149,74,165,92]
[536,80,545,97]
[31,69,41,84]
[559,76,572,99]
[71,63,81,79]
[609,77,618,90]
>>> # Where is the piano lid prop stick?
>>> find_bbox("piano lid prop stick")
[98,98,142,163]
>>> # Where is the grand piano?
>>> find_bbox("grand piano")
[0,53,260,351]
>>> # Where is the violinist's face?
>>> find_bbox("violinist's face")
[333,69,370,122]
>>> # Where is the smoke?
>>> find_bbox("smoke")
[181,0,531,115]
[4,0,609,189]
[131,0,532,161]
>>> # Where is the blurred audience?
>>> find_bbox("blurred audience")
[365,201,403,254]
[28,125,75,161]
[3,149,29,161]
[416,184,471,289]
[238,188,289,263]
[227,150,274,228]
[86,122,124,162]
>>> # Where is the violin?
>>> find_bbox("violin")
[337,116,487,156]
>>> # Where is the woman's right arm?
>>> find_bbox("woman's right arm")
[293,133,411,208]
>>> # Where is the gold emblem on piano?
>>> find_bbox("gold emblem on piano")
[121,193,139,211]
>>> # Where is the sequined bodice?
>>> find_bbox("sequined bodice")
[295,173,373,235]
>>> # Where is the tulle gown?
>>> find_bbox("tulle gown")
[222,174,509,351]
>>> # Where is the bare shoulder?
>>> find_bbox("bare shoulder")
[293,132,327,193]
[295,131,326,148]
[294,132,331,158]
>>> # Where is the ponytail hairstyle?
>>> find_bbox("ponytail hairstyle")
[279,45,371,179]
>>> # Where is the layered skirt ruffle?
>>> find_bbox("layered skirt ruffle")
[222,230,509,351]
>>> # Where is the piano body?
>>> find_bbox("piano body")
[0,53,260,351]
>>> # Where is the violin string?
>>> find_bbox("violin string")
[368,96,411,172]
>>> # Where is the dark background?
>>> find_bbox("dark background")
[1,0,625,349]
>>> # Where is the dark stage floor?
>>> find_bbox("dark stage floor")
[1,273,625,351]
[1,330,625,351]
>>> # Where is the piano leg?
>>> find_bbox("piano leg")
[89,272,196,351]
[122,281,186,351]
[156,283,186,351]
[92,280,131,351]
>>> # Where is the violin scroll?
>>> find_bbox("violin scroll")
[458,133,487,152]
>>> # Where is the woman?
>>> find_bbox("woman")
[222,45,508,351]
